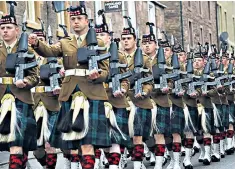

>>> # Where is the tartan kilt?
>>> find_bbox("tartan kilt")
[0,97,37,151]
[187,106,199,134]
[111,107,132,149]
[58,85,111,150]
[169,104,185,137]
[222,104,229,130]
[203,108,215,135]
[133,107,152,141]
[47,110,61,148]
[153,105,170,135]
[228,101,235,125]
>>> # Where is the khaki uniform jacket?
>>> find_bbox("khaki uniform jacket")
[0,41,39,104]
[33,58,62,111]
[180,64,198,107]
[151,57,171,108]
[195,69,217,108]
[105,51,129,108]
[33,34,109,101]
[126,51,153,109]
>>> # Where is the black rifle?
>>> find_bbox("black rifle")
[5,10,37,81]
[171,42,192,95]
[129,38,153,95]
[107,32,132,94]
[76,19,111,72]
[39,25,62,92]
[40,57,62,91]
[155,32,178,89]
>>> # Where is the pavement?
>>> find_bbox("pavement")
[0,151,235,169]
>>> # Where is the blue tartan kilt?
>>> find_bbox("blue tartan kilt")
[153,105,170,135]
[187,106,199,135]
[111,107,132,148]
[222,104,229,130]
[203,108,215,135]
[228,101,235,125]
[47,110,61,148]
[169,104,185,137]
[133,107,152,141]
[58,85,111,150]
[0,97,37,151]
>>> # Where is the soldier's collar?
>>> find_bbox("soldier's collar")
[75,32,87,43]
[125,49,136,58]
[4,39,17,50]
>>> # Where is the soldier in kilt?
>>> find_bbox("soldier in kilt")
[222,54,235,155]
[120,17,153,169]
[29,3,111,169]
[161,41,186,169]
[94,10,131,169]
[142,24,171,169]
[193,51,217,165]
[0,4,39,169]
[30,26,63,169]
[177,48,200,168]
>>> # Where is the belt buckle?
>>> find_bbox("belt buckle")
[36,86,45,93]
[104,83,109,89]
[2,77,13,84]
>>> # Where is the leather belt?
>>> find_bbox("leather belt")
[0,77,15,84]
[65,69,90,77]
[31,86,53,93]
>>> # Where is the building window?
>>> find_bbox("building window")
[209,33,212,45]
[189,21,193,47]
[200,27,203,44]
[95,1,102,22]
[57,11,65,25]
[188,1,191,7]
[208,2,211,20]
[199,1,202,15]
[0,1,7,15]
[26,1,36,22]
[148,1,156,35]
[225,11,227,31]
[219,6,223,31]
[127,1,136,30]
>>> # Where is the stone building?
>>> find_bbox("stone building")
[161,1,218,49]
[217,1,235,49]
[0,1,166,45]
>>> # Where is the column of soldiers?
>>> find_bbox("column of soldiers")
[0,2,234,169]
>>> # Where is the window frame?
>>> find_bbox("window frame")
[26,1,36,22]
[148,1,156,36]
[188,21,193,47]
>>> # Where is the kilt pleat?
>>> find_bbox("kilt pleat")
[187,106,199,134]
[153,105,170,135]
[47,111,61,148]
[169,104,185,136]
[111,107,132,148]
[133,107,152,141]
[228,101,235,125]
[222,104,229,130]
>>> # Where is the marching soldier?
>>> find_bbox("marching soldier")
[157,34,185,169]
[178,47,200,169]
[94,10,131,169]
[29,3,111,169]
[0,2,38,169]
[193,47,216,165]
[142,24,170,169]
[30,23,63,169]
[222,51,235,155]
[121,17,153,169]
